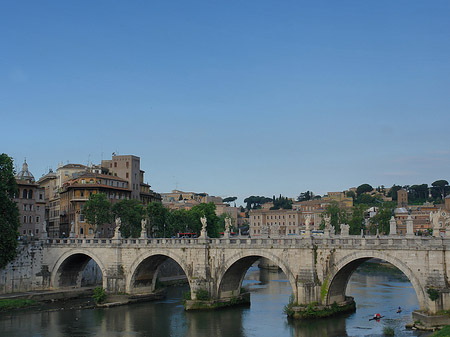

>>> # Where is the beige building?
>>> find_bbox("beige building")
[15,160,46,239]
[249,208,301,236]
[101,154,160,204]
[38,169,60,238]
[59,172,132,238]
[397,189,408,208]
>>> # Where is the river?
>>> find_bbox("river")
[0,263,433,337]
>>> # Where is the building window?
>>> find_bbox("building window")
[114,162,117,168]
[80,191,84,197]
[39,193,43,200]
[23,204,26,211]
[36,216,40,223]
[28,190,33,199]
[126,161,129,168]
[29,216,32,223]
[23,216,27,223]
[36,229,39,234]
[23,189,27,199]
[126,172,129,178]
[37,206,40,210]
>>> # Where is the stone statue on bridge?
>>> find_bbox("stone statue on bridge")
[323,215,331,237]
[224,217,232,238]
[430,210,442,238]
[140,219,147,239]
[340,224,350,236]
[199,216,208,238]
[113,217,121,239]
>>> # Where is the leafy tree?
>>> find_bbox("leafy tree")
[271,195,293,210]
[147,202,169,237]
[0,154,20,268]
[112,199,145,238]
[83,193,112,232]
[348,204,366,235]
[244,196,272,210]
[355,194,375,205]
[297,191,313,202]
[222,197,237,204]
[322,201,348,232]
[432,180,449,200]
[387,184,402,201]
[346,190,356,201]
[189,202,220,238]
[167,209,193,236]
[370,203,394,234]
[356,184,373,196]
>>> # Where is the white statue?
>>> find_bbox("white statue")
[200,215,207,232]
[340,224,350,236]
[304,214,312,231]
[430,210,442,237]
[323,215,331,229]
[141,218,146,232]
[113,217,121,239]
[225,217,232,233]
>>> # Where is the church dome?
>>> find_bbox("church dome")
[16,159,35,182]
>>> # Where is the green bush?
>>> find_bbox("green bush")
[195,288,210,301]
[427,288,440,301]
[432,325,450,337]
[92,286,106,304]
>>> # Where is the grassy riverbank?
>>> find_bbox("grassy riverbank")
[431,325,450,336]
[0,299,39,311]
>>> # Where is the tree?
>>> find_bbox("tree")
[370,203,394,235]
[348,204,366,235]
[147,202,169,237]
[0,154,20,269]
[356,184,373,196]
[222,197,237,204]
[167,209,192,236]
[432,180,449,200]
[355,194,375,205]
[322,201,348,232]
[387,184,402,201]
[297,191,313,202]
[83,193,112,233]
[112,199,145,238]
[346,190,356,201]
[271,195,293,210]
[189,203,220,238]
[244,196,272,210]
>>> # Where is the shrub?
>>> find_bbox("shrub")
[427,288,440,301]
[195,288,210,301]
[92,287,106,304]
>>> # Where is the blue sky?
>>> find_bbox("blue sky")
[1,1,449,205]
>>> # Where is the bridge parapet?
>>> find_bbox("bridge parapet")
[44,235,450,250]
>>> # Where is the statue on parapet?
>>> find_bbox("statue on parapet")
[200,215,207,232]
[140,218,147,238]
[430,210,442,238]
[340,224,350,236]
[305,214,311,231]
[225,216,232,233]
[113,217,121,239]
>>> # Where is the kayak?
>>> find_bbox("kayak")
[369,316,385,321]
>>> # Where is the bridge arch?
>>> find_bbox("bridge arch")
[324,250,426,310]
[127,249,191,294]
[216,250,297,300]
[51,249,106,289]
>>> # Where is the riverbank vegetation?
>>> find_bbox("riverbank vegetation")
[0,299,38,311]
[284,296,356,320]
[431,325,450,336]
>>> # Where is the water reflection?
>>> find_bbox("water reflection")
[0,264,433,337]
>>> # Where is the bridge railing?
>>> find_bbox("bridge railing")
[43,235,450,248]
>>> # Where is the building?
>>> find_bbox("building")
[249,208,301,236]
[397,189,408,208]
[14,160,46,239]
[101,154,160,204]
[59,172,132,238]
[37,169,60,238]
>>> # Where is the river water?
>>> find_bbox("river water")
[0,264,433,337]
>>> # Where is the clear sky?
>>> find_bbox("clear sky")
[1,1,449,205]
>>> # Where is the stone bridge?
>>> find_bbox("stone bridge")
[37,234,450,314]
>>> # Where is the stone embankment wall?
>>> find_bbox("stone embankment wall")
[0,241,48,293]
